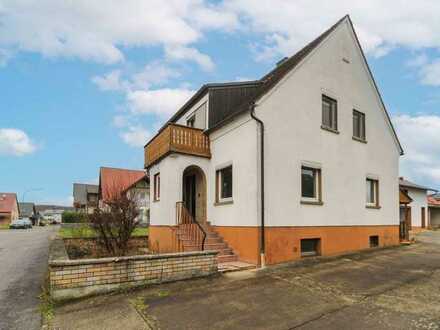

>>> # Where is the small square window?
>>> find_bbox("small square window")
[322,95,338,131]
[369,235,379,248]
[154,173,160,201]
[301,166,321,201]
[187,115,195,128]
[353,110,366,140]
[301,238,321,257]
[366,178,379,207]
[216,165,233,202]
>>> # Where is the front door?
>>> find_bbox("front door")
[183,174,196,219]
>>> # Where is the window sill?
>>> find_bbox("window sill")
[366,205,381,209]
[214,200,234,206]
[352,136,367,144]
[321,125,339,134]
[153,199,160,203]
[300,200,324,206]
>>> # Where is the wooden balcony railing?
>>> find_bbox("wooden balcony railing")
[144,123,211,167]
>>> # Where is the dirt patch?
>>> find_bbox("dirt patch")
[64,237,149,259]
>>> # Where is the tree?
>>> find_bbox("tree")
[88,183,140,256]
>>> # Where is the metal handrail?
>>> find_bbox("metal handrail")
[176,201,207,251]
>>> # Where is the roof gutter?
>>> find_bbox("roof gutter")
[249,102,265,268]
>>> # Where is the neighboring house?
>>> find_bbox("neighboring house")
[399,178,432,234]
[36,205,74,224]
[0,193,19,225]
[428,193,440,228]
[99,167,150,224]
[73,183,99,214]
[144,15,403,266]
[19,202,38,225]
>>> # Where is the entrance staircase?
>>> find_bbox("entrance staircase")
[182,221,238,263]
[175,202,238,263]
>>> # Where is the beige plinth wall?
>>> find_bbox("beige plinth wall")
[49,250,218,301]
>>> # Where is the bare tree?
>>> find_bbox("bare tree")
[88,182,140,256]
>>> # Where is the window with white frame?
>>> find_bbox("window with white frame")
[366,178,379,207]
[353,110,366,141]
[322,95,338,131]
[301,166,322,202]
[154,173,160,201]
[216,165,232,203]
[186,115,195,128]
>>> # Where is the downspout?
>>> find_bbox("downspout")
[250,102,265,268]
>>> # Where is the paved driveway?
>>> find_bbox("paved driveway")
[0,226,57,330]
[53,230,440,330]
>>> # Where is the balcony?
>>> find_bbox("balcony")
[144,124,211,168]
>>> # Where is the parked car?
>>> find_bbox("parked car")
[10,218,32,229]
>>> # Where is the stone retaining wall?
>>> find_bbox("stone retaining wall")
[49,239,218,301]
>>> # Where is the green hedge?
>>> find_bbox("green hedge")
[62,211,87,223]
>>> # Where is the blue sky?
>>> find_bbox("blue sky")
[2,1,440,204]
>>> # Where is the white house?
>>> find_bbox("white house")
[399,178,431,233]
[144,15,403,266]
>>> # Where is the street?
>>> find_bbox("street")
[53,230,440,330]
[0,226,57,330]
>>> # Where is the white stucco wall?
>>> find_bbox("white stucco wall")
[254,20,400,227]
[208,113,259,226]
[405,188,428,227]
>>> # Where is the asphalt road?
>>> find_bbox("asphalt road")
[0,226,57,330]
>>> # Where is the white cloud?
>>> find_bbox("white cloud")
[127,88,195,117]
[225,0,440,60]
[92,70,126,92]
[394,115,440,188]
[120,126,151,148]
[92,62,180,92]
[0,0,236,69]
[419,60,440,86]
[0,128,37,156]
[165,45,214,71]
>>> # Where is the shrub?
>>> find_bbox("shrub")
[88,184,140,256]
[62,211,86,223]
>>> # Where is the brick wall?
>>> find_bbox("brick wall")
[49,248,218,301]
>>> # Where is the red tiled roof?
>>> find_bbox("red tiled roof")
[0,193,18,213]
[428,195,440,207]
[99,167,147,201]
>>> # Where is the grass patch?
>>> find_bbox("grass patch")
[0,224,9,230]
[39,274,55,328]
[59,225,148,239]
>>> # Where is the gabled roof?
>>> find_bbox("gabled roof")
[151,15,404,156]
[399,189,413,205]
[0,193,18,214]
[99,167,148,201]
[399,178,434,191]
[18,202,36,217]
[428,195,440,207]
